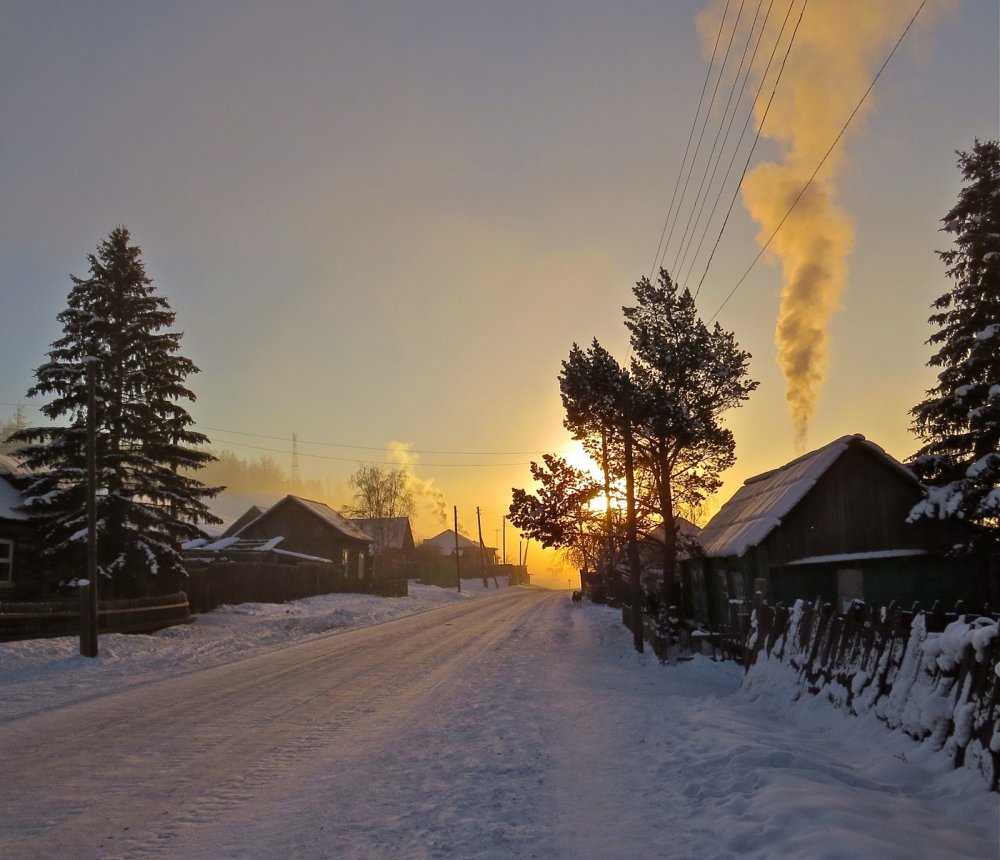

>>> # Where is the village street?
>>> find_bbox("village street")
[1,587,995,859]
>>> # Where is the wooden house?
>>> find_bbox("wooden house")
[418,529,498,566]
[687,434,987,627]
[0,456,42,600]
[185,495,374,580]
[349,517,415,560]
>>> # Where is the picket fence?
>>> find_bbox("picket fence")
[745,598,1000,790]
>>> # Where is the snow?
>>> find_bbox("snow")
[0,476,28,521]
[786,548,927,565]
[975,323,999,340]
[1,584,996,858]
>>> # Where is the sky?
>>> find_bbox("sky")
[1,1,997,581]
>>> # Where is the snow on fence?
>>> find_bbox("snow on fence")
[183,562,407,614]
[744,598,1000,790]
[0,591,191,642]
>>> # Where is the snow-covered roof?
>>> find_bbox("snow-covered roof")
[421,529,484,551]
[422,529,480,549]
[223,496,374,544]
[0,475,28,521]
[786,549,928,566]
[697,435,917,559]
[289,497,374,542]
[182,535,334,564]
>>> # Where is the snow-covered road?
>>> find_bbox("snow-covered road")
[2,585,996,859]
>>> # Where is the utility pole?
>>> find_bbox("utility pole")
[453,506,461,593]
[476,506,488,588]
[291,432,300,485]
[502,515,507,565]
[80,358,99,658]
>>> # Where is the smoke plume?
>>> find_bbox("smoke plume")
[699,1,940,449]
[388,441,449,525]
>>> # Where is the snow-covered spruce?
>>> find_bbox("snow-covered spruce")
[9,226,221,596]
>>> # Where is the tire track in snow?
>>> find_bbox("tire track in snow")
[0,589,551,859]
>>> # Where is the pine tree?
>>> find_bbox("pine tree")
[623,269,757,611]
[556,270,756,641]
[508,454,603,571]
[909,140,1000,545]
[11,226,222,595]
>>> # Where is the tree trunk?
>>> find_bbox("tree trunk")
[657,446,677,616]
[623,411,643,654]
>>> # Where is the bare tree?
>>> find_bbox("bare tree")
[344,465,415,555]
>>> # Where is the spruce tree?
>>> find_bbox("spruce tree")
[12,226,221,595]
[909,140,1000,545]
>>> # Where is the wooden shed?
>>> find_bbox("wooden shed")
[687,435,988,627]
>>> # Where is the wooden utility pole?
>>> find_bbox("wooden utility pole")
[453,506,461,593]
[80,359,99,658]
[476,506,488,587]
[502,515,507,566]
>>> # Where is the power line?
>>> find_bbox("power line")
[193,424,558,457]
[649,0,733,280]
[671,0,769,281]
[205,435,537,469]
[707,0,928,321]
[693,0,807,301]
[658,0,749,275]
[0,403,570,461]
[677,0,779,291]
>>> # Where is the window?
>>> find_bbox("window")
[341,548,349,571]
[357,554,365,578]
[837,568,864,613]
[0,539,12,585]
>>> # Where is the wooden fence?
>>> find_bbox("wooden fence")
[745,598,1000,791]
[377,561,530,589]
[621,600,746,663]
[182,562,407,614]
[0,591,191,642]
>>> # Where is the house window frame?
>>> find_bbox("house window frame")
[0,539,13,586]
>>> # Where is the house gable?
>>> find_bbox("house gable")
[762,441,928,566]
